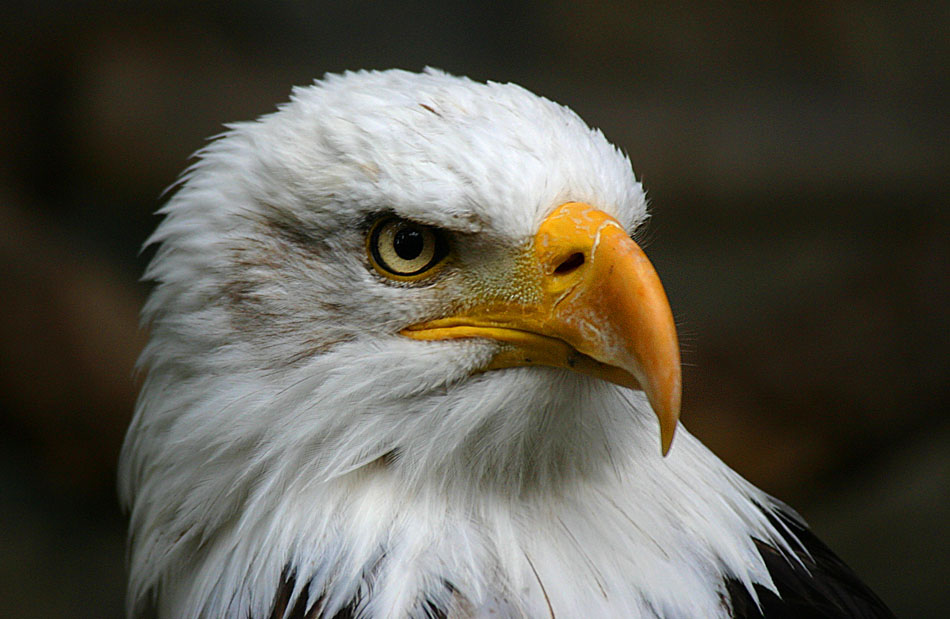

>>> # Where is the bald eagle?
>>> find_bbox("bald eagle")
[119,69,892,618]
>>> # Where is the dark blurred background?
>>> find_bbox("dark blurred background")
[1,2,947,617]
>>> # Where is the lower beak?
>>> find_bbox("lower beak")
[401,202,682,455]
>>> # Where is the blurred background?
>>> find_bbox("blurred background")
[1,1,947,617]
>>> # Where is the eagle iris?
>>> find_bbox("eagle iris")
[368,217,448,280]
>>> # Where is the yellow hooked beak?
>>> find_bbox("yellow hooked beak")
[401,202,682,455]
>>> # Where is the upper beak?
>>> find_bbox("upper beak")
[401,202,682,455]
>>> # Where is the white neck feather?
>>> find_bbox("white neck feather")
[122,338,791,618]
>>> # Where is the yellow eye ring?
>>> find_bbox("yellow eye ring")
[367,217,449,281]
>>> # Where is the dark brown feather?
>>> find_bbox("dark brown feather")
[725,509,894,618]
[267,571,449,619]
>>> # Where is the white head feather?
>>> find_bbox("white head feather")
[120,68,793,618]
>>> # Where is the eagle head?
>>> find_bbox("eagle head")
[119,69,806,619]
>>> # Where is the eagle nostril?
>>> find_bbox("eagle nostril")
[553,252,585,275]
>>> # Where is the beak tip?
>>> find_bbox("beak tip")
[660,429,675,456]
[647,382,680,458]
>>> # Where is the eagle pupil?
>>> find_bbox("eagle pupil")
[393,227,424,261]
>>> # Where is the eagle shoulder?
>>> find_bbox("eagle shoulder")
[725,510,894,618]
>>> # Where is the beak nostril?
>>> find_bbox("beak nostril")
[554,252,585,275]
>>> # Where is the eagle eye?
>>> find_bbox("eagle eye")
[367,216,448,280]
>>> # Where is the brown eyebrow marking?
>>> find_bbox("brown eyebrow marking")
[419,103,442,117]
